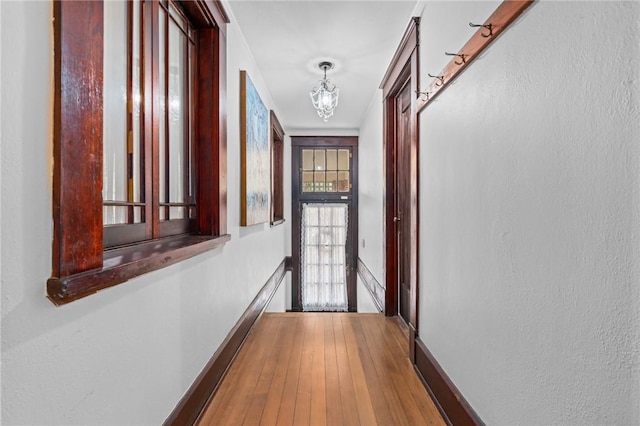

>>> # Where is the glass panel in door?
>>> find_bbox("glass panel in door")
[301,148,351,193]
[301,203,348,311]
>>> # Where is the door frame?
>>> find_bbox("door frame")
[380,17,420,359]
[290,136,359,312]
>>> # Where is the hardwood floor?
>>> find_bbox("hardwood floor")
[198,313,445,426]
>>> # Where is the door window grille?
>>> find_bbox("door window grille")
[301,148,350,193]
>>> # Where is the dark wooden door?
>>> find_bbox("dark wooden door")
[291,136,358,312]
[382,18,419,360]
[396,83,412,324]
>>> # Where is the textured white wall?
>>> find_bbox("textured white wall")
[0,1,289,424]
[357,275,381,313]
[418,1,640,424]
[357,91,386,286]
[0,0,4,416]
[355,0,498,300]
[266,132,293,313]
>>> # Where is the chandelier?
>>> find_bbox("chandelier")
[309,61,339,122]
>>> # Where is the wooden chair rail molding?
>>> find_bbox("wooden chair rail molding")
[417,0,535,113]
[356,257,384,313]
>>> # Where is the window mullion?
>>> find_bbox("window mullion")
[137,0,151,231]
[147,0,160,238]
[126,0,135,224]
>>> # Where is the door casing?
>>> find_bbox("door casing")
[291,136,359,312]
[380,17,420,360]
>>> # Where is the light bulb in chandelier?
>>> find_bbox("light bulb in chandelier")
[309,61,339,122]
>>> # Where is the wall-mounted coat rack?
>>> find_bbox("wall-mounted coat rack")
[417,0,535,114]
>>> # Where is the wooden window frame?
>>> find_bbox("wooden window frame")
[103,0,200,248]
[270,110,285,226]
[48,0,230,305]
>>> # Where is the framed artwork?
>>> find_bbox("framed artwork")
[240,70,270,226]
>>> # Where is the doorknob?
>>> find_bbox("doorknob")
[393,216,401,222]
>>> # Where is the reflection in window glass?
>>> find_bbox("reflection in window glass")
[302,149,314,171]
[168,15,186,219]
[159,6,167,210]
[338,149,350,170]
[169,0,186,30]
[326,171,337,192]
[326,149,337,170]
[188,41,196,218]
[314,149,326,171]
[338,171,350,192]
[302,172,314,192]
[314,171,325,192]
[103,0,143,226]
[159,1,196,223]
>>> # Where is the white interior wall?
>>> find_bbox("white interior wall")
[0,0,4,416]
[357,91,385,286]
[356,275,381,313]
[0,1,289,424]
[417,1,640,424]
[266,133,292,313]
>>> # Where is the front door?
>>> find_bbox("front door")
[291,136,358,312]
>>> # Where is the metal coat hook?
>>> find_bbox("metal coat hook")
[428,73,445,87]
[445,52,467,65]
[469,22,493,38]
[416,90,430,102]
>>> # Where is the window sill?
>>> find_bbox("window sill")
[47,234,231,306]
[270,218,285,227]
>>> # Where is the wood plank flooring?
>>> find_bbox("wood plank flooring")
[197,313,445,426]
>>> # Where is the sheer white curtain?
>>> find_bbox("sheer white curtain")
[301,203,348,311]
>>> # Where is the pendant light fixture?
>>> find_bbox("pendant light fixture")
[309,61,339,122]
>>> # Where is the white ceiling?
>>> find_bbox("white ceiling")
[226,0,419,133]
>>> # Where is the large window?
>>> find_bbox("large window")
[103,0,199,247]
[49,0,229,305]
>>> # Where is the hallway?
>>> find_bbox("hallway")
[2,1,639,424]
[198,313,445,425]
